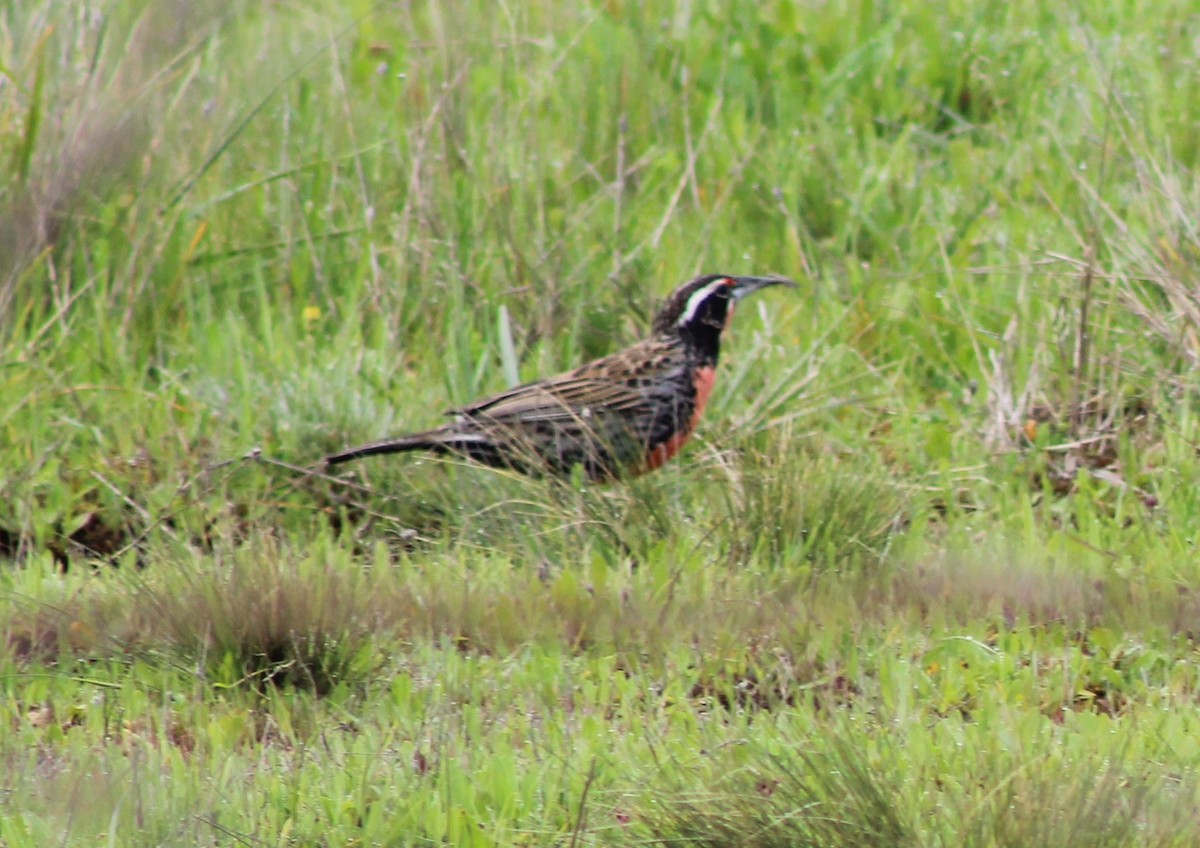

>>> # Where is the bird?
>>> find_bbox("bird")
[324,273,795,480]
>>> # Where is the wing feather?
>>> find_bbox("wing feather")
[454,375,648,424]
[450,343,676,426]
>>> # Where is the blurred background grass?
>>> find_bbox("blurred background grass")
[3,1,1200,845]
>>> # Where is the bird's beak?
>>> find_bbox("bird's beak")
[728,275,798,300]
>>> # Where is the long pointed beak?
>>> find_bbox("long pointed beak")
[729,275,798,300]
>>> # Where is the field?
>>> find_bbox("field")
[4,1,1200,844]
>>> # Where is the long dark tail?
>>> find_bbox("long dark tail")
[324,429,489,467]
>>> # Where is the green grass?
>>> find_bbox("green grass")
[4,0,1200,844]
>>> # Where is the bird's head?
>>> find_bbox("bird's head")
[653,274,796,340]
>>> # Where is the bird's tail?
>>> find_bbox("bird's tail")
[324,428,489,467]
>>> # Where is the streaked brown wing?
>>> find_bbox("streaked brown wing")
[452,366,651,425]
[449,340,682,424]
[441,339,689,476]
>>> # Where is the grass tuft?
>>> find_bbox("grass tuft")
[99,539,393,694]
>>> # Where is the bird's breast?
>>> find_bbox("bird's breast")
[641,364,717,471]
[688,364,717,430]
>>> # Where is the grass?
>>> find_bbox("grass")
[4,0,1200,844]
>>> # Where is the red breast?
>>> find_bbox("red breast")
[642,364,717,471]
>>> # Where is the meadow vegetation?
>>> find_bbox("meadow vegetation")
[3,0,1200,844]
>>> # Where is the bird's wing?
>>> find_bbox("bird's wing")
[453,374,648,425]
[450,344,673,425]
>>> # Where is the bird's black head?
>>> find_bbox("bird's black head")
[652,274,795,350]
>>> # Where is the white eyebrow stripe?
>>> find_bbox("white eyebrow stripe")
[677,279,729,326]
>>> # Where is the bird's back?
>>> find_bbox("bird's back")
[446,336,703,478]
